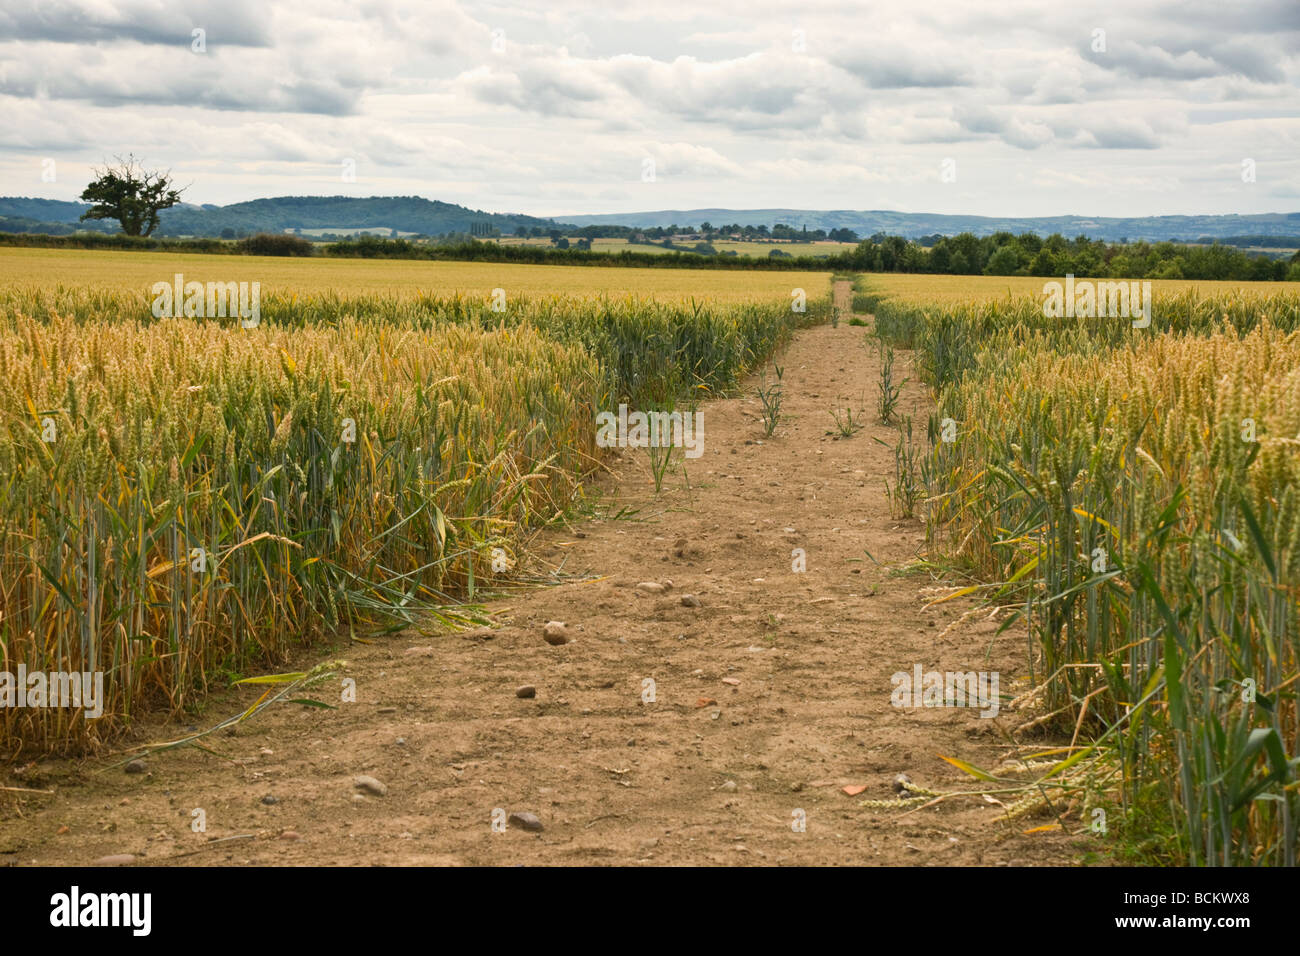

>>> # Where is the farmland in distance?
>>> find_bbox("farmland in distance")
[0,247,826,303]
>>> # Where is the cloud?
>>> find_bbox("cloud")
[830,46,975,90]
[0,0,1295,219]
[0,0,272,47]
[954,106,1055,150]
[0,41,371,113]
[1077,118,1163,149]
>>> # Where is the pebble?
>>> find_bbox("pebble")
[508,811,544,832]
[680,594,701,608]
[124,759,147,774]
[719,780,738,792]
[635,581,666,594]
[354,775,388,797]
[94,854,135,866]
[516,685,537,698]
[403,646,436,657]
[542,621,569,645]
[261,795,279,805]
[280,831,301,841]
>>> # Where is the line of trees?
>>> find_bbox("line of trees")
[321,236,816,268]
[6,226,1299,281]
[854,231,1300,281]
[515,222,860,242]
[482,229,1300,279]
[321,233,1300,281]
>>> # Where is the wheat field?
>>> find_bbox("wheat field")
[0,247,826,303]
[861,271,1297,307]
[864,276,1300,865]
[0,270,831,754]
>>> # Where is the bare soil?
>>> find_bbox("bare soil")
[0,283,1089,866]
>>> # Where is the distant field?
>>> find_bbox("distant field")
[712,239,857,258]
[0,247,827,303]
[593,238,671,255]
[298,227,418,238]
[862,271,1300,305]
[494,237,673,255]
[492,236,856,258]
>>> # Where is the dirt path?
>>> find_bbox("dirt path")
[1,282,1085,866]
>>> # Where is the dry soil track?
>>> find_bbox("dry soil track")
[1,282,1088,866]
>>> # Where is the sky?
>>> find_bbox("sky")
[1,0,1298,219]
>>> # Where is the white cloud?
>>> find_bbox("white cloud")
[0,0,1296,218]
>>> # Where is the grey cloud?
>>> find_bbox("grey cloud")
[0,40,373,114]
[1084,37,1290,84]
[466,51,821,127]
[14,71,363,115]
[832,48,974,89]
[0,0,272,47]
[1082,122,1162,149]
[953,106,1055,150]
[1148,0,1300,34]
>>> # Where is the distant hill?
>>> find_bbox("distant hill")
[0,197,119,235]
[560,208,1300,243]
[0,196,571,238]
[4,195,1299,245]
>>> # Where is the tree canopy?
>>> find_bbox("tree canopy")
[79,156,184,237]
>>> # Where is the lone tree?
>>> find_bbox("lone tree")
[79,155,184,236]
